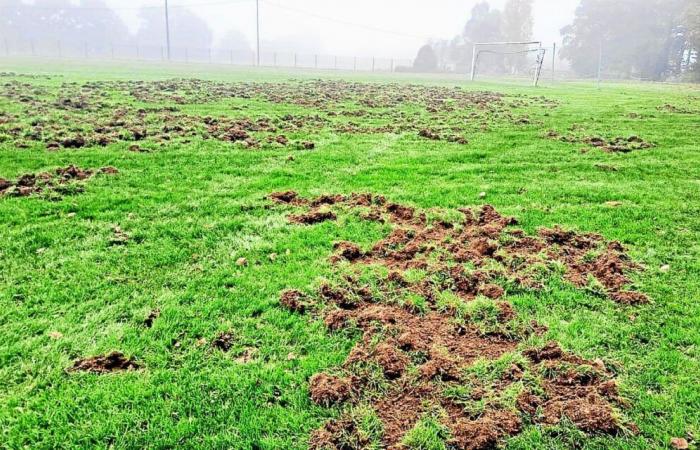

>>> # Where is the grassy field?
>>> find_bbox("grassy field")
[0,58,699,449]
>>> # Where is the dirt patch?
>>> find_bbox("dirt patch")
[288,210,336,225]
[70,351,139,374]
[309,373,353,406]
[0,165,117,198]
[212,332,235,352]
[280,289,310,313]
[273,192,642,448]
[1,78,558,151]
[545,130,655,153]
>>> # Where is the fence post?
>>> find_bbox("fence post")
[390,58,394,73]
[334,56,338,70]
[353,56,357,71]
[230,49,234,64]
[314,54,318,68]
[57,40,61,58]
[273,52,277,66]
[185,48,189,63]
[31,40,36,56]
[294,53,297,68]
[3,38,8,57]
[372,57,375,72]
[551,42,556,83]
[111,43,114,59]
[84,42,88,58]
[161,46,165,61]
[136,45,140,59]
[208,48,212,63]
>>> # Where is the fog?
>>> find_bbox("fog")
[1,0,698,81]
[107,0,578,58]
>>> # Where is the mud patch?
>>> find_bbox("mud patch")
[70,351,139,374]
[0,165,117,198]
[273,192,642,448]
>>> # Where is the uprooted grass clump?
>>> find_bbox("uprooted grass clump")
[0,164,118,199]
[271,191,644,448]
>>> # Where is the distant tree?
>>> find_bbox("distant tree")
[561,0,688,80]
[502,0,534,73]
[462,2,503,44]
[413,44,438,72]
[215,29,253,62]
[685,0,700,79]
[135,6,213,54]
[1,0,129,51]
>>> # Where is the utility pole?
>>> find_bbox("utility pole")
[597,40,603,88]
[256,0,261,66]
[164,0,172,60]
[551,42,556,83]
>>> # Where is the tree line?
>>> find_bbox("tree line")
[0,0,251,55]
[413,0,699,81]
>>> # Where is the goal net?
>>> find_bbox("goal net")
[469,41,546,86]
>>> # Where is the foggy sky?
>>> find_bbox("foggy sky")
[84,0,578,58]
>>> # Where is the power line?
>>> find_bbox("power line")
[0,0,253,11]
[260,0,430,41]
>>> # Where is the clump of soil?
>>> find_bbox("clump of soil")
[280,289,309,313]
[70,351,139,374]
[545,129,654,153]
[144,309,160,328]
[272,192,643,448]
[309,373,353,406]
[0,165,117,198]
[212,332,235,352]
[288,210,336,225]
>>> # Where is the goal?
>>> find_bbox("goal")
[469,41,546,86]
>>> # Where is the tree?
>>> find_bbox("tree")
[1,0,129,52]
[413,44,438,72]
[684,0,700,79]
[561,0,688,80]
[502,0,534,73]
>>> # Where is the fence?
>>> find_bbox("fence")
[0,38,414,73]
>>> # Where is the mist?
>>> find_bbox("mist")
[1,0,698,81]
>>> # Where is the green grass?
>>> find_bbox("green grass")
[1,58,699,449]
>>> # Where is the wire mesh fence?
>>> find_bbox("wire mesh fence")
[0,37,413,73]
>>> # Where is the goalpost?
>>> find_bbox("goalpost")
[469,41,547,86]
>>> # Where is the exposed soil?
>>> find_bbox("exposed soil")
[0,165,117,198]
[70,351,139,374]
[545,130,654,153]
[212,332,235,352]
[288,210,337,225]
[1,78,557,152]
[274,192,643,449]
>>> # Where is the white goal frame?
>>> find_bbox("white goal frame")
[470,41,546,87]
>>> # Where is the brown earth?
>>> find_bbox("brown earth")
[1,78,557,151]
[275,192,643,449]
[70,351,139,374]
[0,165,117,198]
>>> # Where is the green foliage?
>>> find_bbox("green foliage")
[401,414,450,450]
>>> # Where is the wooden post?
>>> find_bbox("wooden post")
[294,53,297,67]
[372,57,375,72]
[334,56,338,70]
[84,42,88,58]
[208,48,212,63]
[31,40,36,56]
[3,38,8,57]
[185,48,189,63]
[314,54,318,68]
[390,58,394,73]
[57,40,62,58]
[230,49,234,64]
[353,56,357,71]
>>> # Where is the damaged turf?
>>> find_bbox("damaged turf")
[272,192,644,449]
[0,165,117,198]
